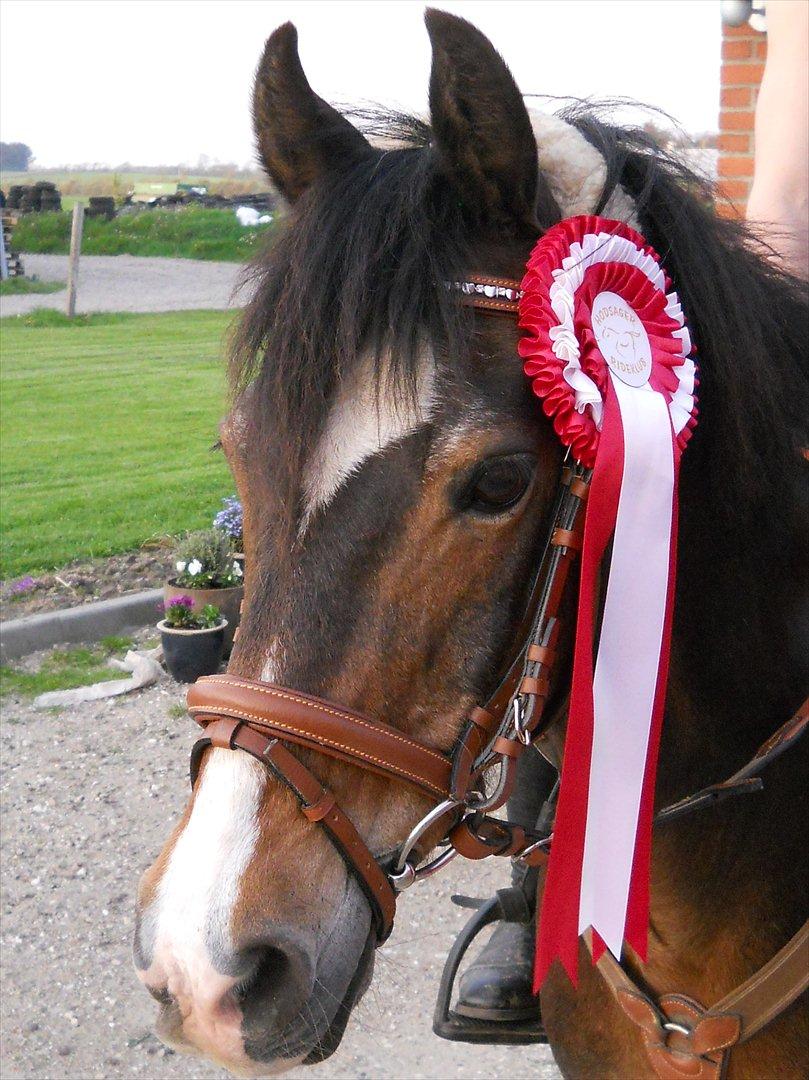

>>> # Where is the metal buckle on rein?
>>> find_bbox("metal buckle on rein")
[512,695,532,746]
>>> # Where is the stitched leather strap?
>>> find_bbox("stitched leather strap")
[711,919,809,1042]
[187,676,453,800]
[589,918,809,1078]
[189,717,396,942]
[656,700,809,825]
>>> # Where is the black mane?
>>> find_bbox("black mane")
[232,105,809,559]
[231,118,470,538]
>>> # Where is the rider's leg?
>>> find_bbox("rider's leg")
[454,748,556,1021]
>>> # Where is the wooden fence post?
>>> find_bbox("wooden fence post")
[66,202,85,317]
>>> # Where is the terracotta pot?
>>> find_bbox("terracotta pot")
[158,619,227,683]
[163,581,243,657]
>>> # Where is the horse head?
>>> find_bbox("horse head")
[134,11,571,1073]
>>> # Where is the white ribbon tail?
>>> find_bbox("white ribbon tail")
[576,376,675,958]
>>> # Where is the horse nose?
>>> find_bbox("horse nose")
[234,928,316,1033]
[148,925,317,1062]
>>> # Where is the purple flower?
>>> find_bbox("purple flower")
[213,496,243,540]
[11,576,37,594]
[163,594,194,611]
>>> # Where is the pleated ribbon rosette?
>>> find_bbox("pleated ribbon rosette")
[518,216,698,987]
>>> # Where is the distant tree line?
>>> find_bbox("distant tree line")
[0,142,34,171]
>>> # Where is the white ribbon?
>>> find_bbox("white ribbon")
[576,377,675,956]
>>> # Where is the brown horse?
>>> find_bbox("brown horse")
[134,10,808,1077]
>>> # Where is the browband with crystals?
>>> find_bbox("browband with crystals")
[447,274,523,313]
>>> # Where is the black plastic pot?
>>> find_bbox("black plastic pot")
[158,619,227,683]
[163,582,243,657]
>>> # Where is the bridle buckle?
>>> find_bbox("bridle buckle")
[512,695,532,746]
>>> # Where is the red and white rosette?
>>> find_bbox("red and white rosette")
[518,216,697,988]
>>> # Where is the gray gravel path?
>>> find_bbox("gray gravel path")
[0,649,560,1080]
[0,254,245,317]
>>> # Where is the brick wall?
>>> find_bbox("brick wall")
[718,21,767,214]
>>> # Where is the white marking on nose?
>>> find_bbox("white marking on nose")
[301,354,435,527]
[141,750,265,1027]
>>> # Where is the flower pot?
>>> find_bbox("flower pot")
[163,581,243,657]
[158,619,227,683]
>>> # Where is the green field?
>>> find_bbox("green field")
[12,207,270,262]
[0,309,235,578]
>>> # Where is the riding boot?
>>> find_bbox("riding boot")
[454,750,555,1024]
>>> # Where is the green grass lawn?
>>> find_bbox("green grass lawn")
[0,637,134,699]
[12,207,272,262]
[0,277,64,296]
[0,309,234,578]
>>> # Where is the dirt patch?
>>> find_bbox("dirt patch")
[1,547,175,619]
[0,639,560,1080]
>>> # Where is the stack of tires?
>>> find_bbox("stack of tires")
[6,185,27,209]
[38,182,62,212]
[6,182,62,212]
[85,196,115,220]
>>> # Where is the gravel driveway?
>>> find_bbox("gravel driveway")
[0,254,246,317]
[0,655,560,1080]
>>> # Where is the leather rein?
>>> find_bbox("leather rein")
[186,272,808,1075]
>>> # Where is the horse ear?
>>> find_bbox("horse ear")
[425,9,543,235]
[253,22,373,202]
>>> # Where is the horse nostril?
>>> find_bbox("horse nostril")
[147,984,173,1006]
[234,933,315,1034]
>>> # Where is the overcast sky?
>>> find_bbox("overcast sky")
[0,0,721,169]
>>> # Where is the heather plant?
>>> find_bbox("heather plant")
[174,528,243,588]
[162,596,222,630]
[213,496,243,550]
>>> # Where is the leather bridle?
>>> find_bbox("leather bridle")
[188,430,592,942]
[185,272,808,1074]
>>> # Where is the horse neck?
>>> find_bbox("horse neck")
[663,455,807,792]
[648,454,808,970]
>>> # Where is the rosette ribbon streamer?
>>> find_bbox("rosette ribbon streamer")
[518,216,698,987]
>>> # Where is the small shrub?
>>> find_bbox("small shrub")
[162,596,222,630]
[174,528,242,588]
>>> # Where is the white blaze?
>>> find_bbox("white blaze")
[142,751,265,1019]
[301,354,435,524]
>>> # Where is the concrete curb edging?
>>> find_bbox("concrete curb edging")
[1,589,163,661]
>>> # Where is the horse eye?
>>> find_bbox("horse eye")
[463,455,535,515]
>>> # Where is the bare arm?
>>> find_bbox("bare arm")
[746,0,809,278]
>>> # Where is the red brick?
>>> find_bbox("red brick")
[721,86,752,108]
[755,38,768,59]
[722,39,752,60]
[716,199,745,219]
[717,132,750,152]
[717,178,750,201]
[722,23,757,38]
[720,110,756,132]
[721,62,766,87]
[718,155,754,178]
